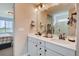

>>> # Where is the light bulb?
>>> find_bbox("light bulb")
[35,8,38,12]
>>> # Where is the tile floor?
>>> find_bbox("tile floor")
[0,47,13,56]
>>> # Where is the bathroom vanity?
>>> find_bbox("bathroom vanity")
[27,3,77,56]
[27,34,76,56]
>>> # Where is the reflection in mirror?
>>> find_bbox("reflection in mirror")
[35,3,77,42]
[52,11,69,36]
[46,4,77,37]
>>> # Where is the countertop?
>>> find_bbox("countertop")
[28,34,76,50]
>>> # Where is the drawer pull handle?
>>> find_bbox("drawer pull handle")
[40,48,41,50]
[39,42,42,44]
[35,45,37,47]
[45,49,47,52]
[39,53,41,55]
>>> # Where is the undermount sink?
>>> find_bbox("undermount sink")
[33,33,76,42]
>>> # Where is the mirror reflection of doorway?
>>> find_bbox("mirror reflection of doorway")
[0,3,14,56]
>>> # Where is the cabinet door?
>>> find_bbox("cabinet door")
[46,42,75,56]
[28,37,38,56]
[38,39,45,56]
[45,48,61,56]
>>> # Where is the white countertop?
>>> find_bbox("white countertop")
[28,34,76,50]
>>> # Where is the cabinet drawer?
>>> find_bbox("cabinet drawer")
[46,42,75,56]
[45,48,62,56]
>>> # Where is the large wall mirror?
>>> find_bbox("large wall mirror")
[34,3,77,42]
[38,4,77,37]
[47,4,77,37]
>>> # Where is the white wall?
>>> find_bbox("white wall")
[0,3,13,18]
[14,4,34,56]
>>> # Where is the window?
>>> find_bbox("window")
[6,20,13,32]
[0,19,13,33]
[0,20,5,33]
[53,11,68,25]
[53,11,69,35]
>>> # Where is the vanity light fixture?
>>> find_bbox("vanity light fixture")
[34,6,38,12]
[34,3,46,11]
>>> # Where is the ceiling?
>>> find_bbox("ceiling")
[43,3,76,15]
[0,3,14,18]
[33,3,59,11]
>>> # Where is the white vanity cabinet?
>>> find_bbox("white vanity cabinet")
[27,37,61,56]
[45,42,75,56]
[27,36,45,56]
[27,37,38,56]
[27,35,76,56]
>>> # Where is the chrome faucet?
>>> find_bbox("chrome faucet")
[59,33,66,40]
